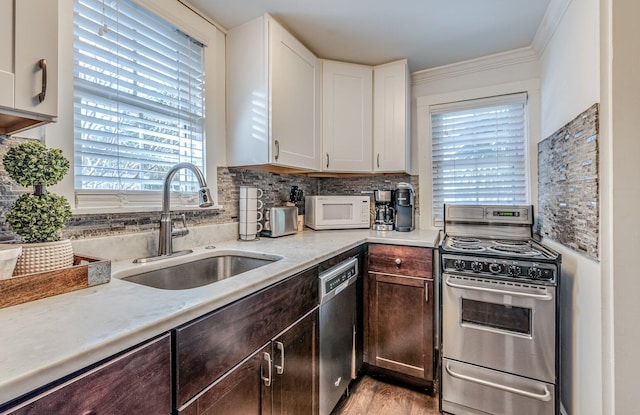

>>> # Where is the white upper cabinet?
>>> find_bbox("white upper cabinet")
[226,14,321,171]
[321,60,373,173]
[0,0,58,135]
[321,59,410,174]
[373,59,410,173]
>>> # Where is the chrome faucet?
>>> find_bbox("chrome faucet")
[158,162,213,257]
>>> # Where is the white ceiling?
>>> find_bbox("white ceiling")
[183,0,551,73]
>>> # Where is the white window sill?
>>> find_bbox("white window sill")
[71,205,225,215]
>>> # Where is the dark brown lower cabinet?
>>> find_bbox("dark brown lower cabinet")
[271,309,319,415]
[179,309,319,415]
[178,344,272,415]
[366,272,434,383]
[175,267,318,408]
[5,334,172,415]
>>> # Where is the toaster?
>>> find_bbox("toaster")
[261,206,298,237]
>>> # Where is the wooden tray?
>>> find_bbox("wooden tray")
[0,255,111,309]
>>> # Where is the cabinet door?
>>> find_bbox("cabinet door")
[373,60,408,173]
[321,60,372,172]
[178,344,272,415]
[367,272,433,381]
[6,334,172,415]
[269,18,321,171]
[0,0,13,108]
[272,309,319,415]
[14,0,58,117]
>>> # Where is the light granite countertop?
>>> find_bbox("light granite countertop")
[0,228,439,406]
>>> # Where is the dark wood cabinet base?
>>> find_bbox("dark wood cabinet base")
[360,363,435,394]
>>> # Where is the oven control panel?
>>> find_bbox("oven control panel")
[441,254,557,285]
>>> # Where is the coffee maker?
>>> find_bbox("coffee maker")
[373,190,395,231]
[395,182,415,232]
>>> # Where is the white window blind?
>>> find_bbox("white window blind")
[73,0,205,207]
[430,93,528,224]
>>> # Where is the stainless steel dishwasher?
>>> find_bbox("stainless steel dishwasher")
[319,257,358,415]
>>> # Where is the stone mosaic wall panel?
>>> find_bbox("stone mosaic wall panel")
[537,103,599,259]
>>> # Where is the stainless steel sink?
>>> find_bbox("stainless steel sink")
[121,252,281,290]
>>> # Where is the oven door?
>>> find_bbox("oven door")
[442,273,556,383]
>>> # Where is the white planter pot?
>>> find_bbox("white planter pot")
[13,239,74,276]
[0,245,22,279]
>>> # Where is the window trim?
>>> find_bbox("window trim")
[44,0,225,214]
[417,80,541,229]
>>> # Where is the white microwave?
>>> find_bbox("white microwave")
[305,196,370,230]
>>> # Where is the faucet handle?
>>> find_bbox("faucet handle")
[171,213,189,238]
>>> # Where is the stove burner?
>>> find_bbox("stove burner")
[450,237,482,244]
[448,242,486,252]
[487,245,541,257]
[493,239,530,247]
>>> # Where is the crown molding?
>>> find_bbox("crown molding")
[531,0,573,56]
[412,0,572,86]
[411,47,538,85]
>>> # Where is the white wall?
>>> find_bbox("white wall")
[413,0,605,412]
[538,0,602,414]
[603,0,640,413]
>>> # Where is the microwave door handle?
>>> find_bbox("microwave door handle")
[445,277,553,301]
[445,363,552,402]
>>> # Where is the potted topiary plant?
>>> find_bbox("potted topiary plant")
[3,140,73,275]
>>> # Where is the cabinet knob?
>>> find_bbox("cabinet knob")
[395,258,402,266]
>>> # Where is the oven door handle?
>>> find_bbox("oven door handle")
[445,363,552,402]
[445,277,553,300]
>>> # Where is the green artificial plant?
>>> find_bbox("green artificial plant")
[3,141,72,243]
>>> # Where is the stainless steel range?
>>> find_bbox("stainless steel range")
[439,204,561,415]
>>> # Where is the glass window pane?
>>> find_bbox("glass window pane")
[431,95,528,222]
[73,0,205,196]
[461,298,531,335]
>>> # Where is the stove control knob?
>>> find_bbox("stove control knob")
[489,263,503,274]
[453,259,466,270]
[471,261,483,272]
[528,267,543,279]
[508,265,522,276]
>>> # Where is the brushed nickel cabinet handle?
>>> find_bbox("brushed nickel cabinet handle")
[377,153,380,168]
[274,140,280,161]
[274,341,285,375]
[261,352,272,386]
[425,282,429,303]
[326,153,330,168]
[38,59,47,103]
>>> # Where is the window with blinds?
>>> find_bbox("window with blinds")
[73,0,205,208]
[430,93,528,224]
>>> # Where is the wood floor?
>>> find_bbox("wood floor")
[331,375,440,415]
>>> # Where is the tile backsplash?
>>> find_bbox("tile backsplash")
[537,103,599,259]
[0,160,418,240]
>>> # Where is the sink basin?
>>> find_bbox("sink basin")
[121,252,281,290]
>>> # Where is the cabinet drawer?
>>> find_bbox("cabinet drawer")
[175,267,318,406]
[5,334,172,415]
[368,244,432,278]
